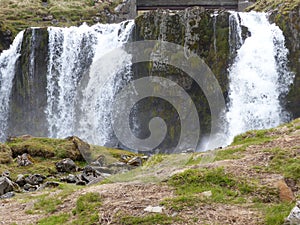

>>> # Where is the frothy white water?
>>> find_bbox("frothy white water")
[226,12,294,143]
[0,31,24,141]
[46,21,134,145]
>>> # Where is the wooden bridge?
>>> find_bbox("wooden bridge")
[136,0,250,11]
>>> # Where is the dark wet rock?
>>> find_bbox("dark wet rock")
[25,174,46,185]
[127,156,142,167]
[15,174,26,187]
[43,15,53,21]
[60,174,79,183]
[17,153,33,166]
[40,181,59,189]
[55,158,77,173]
[80,165,103,184]
[23,183,38,192]
[93,166,113,174]
[0,191,15,199]
[76,180,86,186]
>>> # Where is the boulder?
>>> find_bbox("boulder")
[0,143,13,164]
[55,158,77,173]
[25,174,46,185]
[60,174,79,183]
[285,201,300,225]
[80,165,103,184]
[17,153,33,166]
[0,177,18,196]
[65,136,90,161]
[127,156,142,167]
[23,183,38,192]
[15,174,26,187]
[0,191,15,199]
[40,181,59,189]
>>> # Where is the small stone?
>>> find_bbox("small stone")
[43,15,54,21]
[25,174,46,185]
[285,201,300,225]
[76,180,86,186]
[127,156,142,166]
[199,190,212,198]
[17,153,33,166]
[40,181,59,189]
[144,205,164,213]
[23,183,37,192]
[0,191,15,199]
[60,174,78,183]
[55,158,77,173]
[15,174,26,187]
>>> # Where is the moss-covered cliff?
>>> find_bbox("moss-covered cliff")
[132,8,231,152]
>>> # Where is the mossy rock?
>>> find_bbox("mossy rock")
[7,136,85,160]
[0,143,13,164]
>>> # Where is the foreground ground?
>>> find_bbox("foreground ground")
[0,118,299,225]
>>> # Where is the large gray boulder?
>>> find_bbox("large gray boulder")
[285,201,300,225]
[0,177,17,196]
[55,158,77,173]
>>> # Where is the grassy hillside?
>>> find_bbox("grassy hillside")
[0,0,121,49]
[0,118,299,224]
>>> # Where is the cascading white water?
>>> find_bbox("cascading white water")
[225,12,294,143]
[46,21,134,145]
[0,31,24,141]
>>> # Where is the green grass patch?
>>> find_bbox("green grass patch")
[71,192,102,224]
[264,147,300,180]
[119,214,179,225]
[254,202,294,225]
[37,213,70,225]
[32,194,62,214]
[232,129,276,146]
[214,146,246,161]
[167,168,257,205]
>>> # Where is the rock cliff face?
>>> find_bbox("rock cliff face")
[7,28,49,137]
[132,8,231,151]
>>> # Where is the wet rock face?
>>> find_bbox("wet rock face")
[132,8,231,153]
[268,6,300,119]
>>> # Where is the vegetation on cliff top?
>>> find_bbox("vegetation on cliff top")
[0,0,121,48]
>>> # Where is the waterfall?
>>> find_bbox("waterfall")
[46,21,134,145]
[0,31,24,141]
[225,12,294,143]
